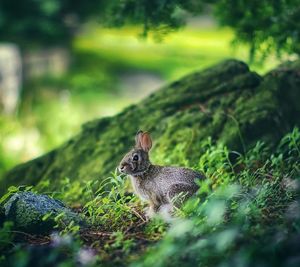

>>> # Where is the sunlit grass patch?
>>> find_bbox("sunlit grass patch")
[74,24,279,80]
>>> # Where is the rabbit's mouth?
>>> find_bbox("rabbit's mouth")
[119,162,135,174]
[119,164,129,174]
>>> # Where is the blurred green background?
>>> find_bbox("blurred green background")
[0,0,291,177]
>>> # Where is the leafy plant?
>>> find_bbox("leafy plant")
[0,185,33,206]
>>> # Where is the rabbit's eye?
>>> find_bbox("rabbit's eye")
[133,154,139,161]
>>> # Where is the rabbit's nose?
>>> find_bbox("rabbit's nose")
[119,163,127,172]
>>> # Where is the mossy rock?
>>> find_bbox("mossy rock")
[3,192,85,234]
[1,59,300,193]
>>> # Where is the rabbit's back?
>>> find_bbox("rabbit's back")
[148,165,204,194]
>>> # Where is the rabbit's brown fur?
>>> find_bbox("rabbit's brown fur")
[118,131,205,219]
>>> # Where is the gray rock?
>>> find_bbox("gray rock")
[3,192,85,234]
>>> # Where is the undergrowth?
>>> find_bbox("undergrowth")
[0,127,299,267]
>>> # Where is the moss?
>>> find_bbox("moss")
[2,59,300,193]
[3,192,84,234]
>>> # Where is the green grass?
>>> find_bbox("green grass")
[1,127,299,267]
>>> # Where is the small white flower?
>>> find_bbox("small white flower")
[77,248,96,266]
[50,232,72,247]
[286,201,300,220]
[282,177,299,191]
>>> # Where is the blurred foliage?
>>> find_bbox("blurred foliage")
[100,0,203,39]
[0,0,106,46]
[213,0,300,60]
[103,0,300,60]
[1,0,299,59]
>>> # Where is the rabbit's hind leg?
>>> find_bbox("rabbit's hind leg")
[146,200,173,221]
[158,203,174,222]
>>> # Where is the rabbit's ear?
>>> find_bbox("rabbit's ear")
[141,132,152,152]
[135,130,144,148]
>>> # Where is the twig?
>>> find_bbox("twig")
[131,208,147,223]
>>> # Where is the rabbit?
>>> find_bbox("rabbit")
[118,130,205,220]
